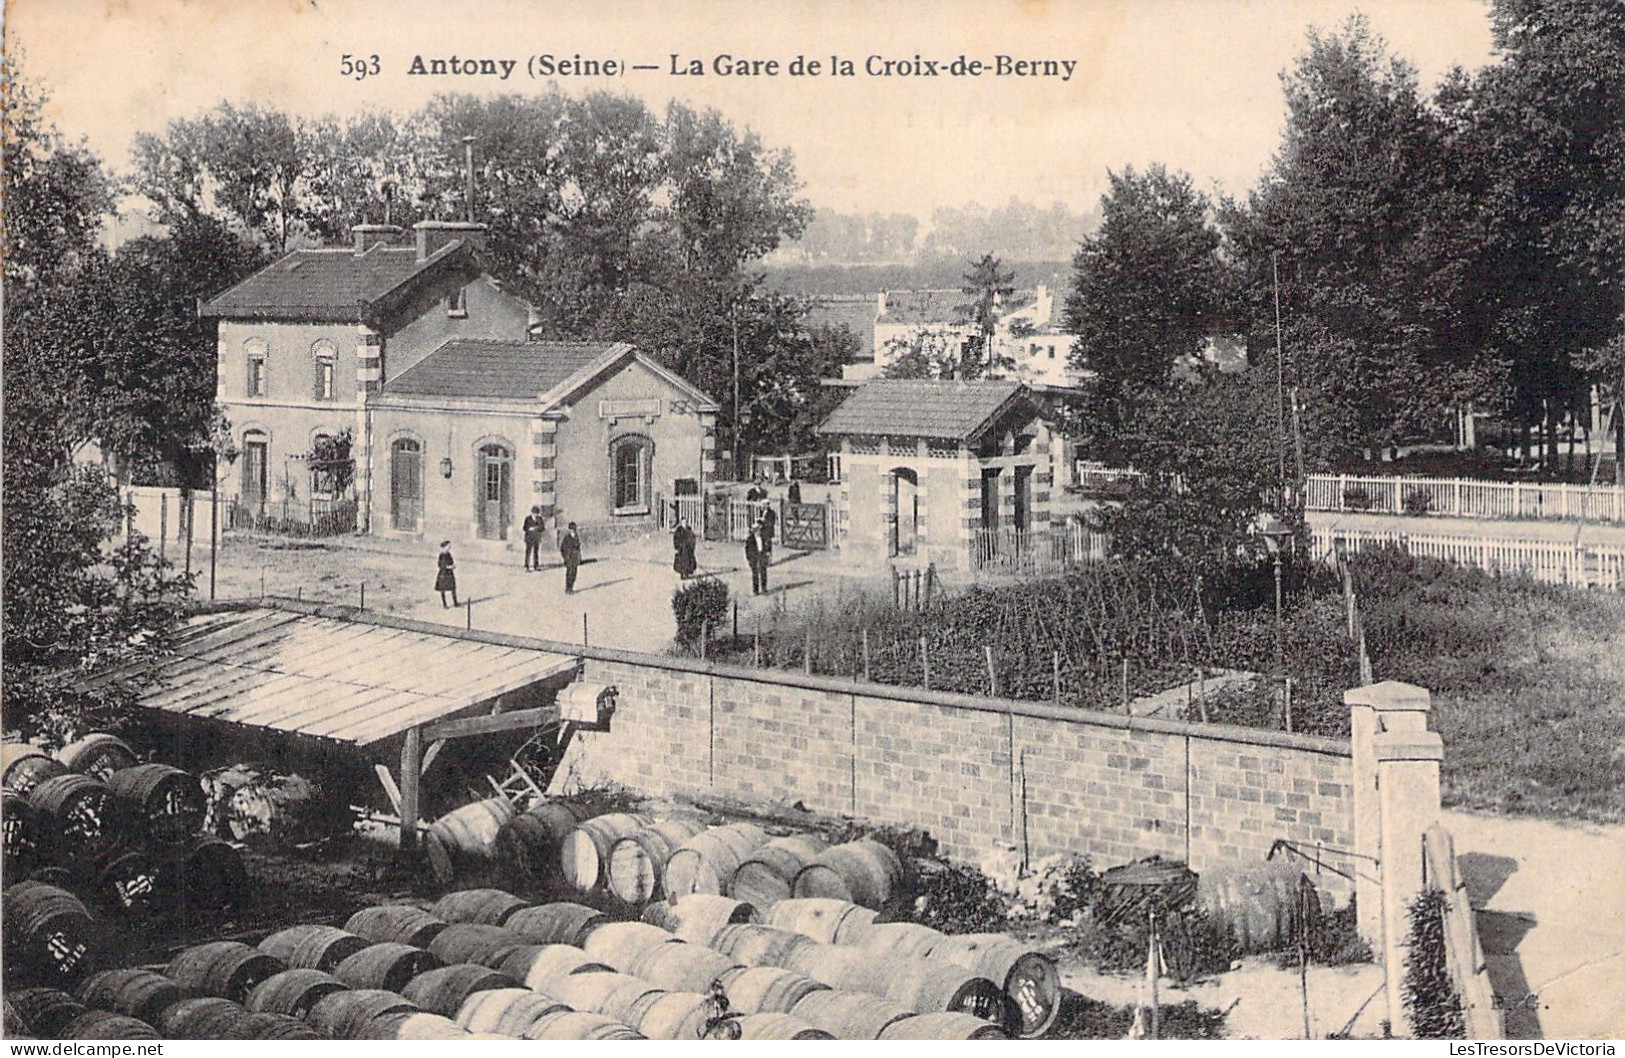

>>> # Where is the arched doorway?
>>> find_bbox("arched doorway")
[242,430,269,512]
[889,467,919,557]
[476,442,513,540]
[390,438,422,532]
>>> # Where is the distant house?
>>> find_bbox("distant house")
[842,284,1085,387]
[203,220,718,546]
[818,379,1054,570]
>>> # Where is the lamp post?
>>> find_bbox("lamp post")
[1259,513,1294,682]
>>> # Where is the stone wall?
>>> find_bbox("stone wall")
[554,649,1355,884]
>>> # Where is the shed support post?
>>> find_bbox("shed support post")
[400,724,423,853]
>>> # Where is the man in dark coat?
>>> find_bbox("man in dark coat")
[673,520,698,579]
[522,505,545,570]
[559,522,582,594]
[744,523,769,595]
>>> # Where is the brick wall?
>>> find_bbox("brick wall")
[555,649,1354,884]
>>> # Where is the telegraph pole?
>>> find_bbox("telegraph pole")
[1273,251,1287,505]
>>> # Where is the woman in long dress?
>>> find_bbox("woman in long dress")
[672,521,698,579]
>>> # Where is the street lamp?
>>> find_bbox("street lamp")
[1258,513,1294,678]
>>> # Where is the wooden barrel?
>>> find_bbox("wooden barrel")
[882,960,1005,1022]
[717,965,830,1014]
[605,818,708,904]
[861,921,947,959]
[428,922,526,966]
[306,988,419,1039]
[581,920,680,973]
[733,1012,836,1039]
[361,1011,472,1040]
[492,800,590,884]
[432,887,528,927]
[93,847,164,914]
[9,988,87,1037]
[769,897,878,946]
[106,764,206,845]
[343,904,448,947]
[2,882,99,986]
[495,944,612,989]
[781,942,890,993]
[55,734,139,781]
[422,798,517,885]
[547,971,665,1024]
[630,938,742,992]
[878,1012,1009,1039]
[2,744,66,795]
[1197,861,1317,953]
[258,924,370,971]
[400,962,516,1017]
[730,834,829,910]
[663,893,763,943]
[3,790,39,877]
[76,968,188,1026]
[332,942,443,992]
[244,968,349,1017]
[792,839,905,910]
[165,941,285,1002]
[27,774,119,863]
[503,901,605,946]
[454,987,569,1036]
[523,1009,644,1040]
[156,996,254,1038]
[60,1010,160,1039]
[663,823,769,898]
[558,812,654,894]
[790,987,914,1039]
[225,1010,329,1039]
[168,836,249,911]
[635,989,721,1040]
[709,923,818,969]
[929,933,1061,1039]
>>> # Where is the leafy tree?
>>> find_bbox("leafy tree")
[881,327,978,380]
[1065,164,1222,448]
[959,253,1015,372]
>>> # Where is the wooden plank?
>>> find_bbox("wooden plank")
[343,655,575,745]
[375,764,402,813]
[400,725,422,853]
[421,705,561,742]
[421,740,446,776]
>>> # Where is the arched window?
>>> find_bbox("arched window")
[241,429,270,508]
[610,435,653,515]
[312,340,337,400]
[475,442,513,540]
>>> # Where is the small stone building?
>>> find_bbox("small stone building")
[818,379,1054,570]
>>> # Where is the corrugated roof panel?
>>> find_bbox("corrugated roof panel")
[121,609,577,747]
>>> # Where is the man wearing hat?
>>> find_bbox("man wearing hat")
[559,522,582,594]
[522,505,545,571]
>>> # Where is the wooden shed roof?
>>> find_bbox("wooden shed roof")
[123,608,577,746]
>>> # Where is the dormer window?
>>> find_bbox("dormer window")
[447,287,467,319]
[312,340,337,400]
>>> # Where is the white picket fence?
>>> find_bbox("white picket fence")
[1305,473,1625,524]
[972,522,1110,572]
[1310,527,1625,590]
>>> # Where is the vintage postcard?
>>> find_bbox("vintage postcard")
[4,0,1621,1045]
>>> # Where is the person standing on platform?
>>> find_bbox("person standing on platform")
[522,505,545,571]
[560,522,582,594]
[673,520,698,579]
[434,541,459,608]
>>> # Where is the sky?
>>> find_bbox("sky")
[7,0,1500,221]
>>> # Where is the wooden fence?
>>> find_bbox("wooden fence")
[1311,526,1625,590]
[1305,472,1625,524]
[227,495,357,537]
[972,522,1110,572]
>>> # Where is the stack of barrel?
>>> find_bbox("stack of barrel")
[2,736,247,922]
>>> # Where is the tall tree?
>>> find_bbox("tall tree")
[1065,164,1222,449]
[959,252,1016,372]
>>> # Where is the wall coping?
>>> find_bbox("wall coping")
[199,596,1353,758]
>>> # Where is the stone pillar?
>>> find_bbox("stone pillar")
[528,416,558,522]
[1375,727,1444,1037]
[1345,680,1431,950]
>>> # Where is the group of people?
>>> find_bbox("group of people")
[434,506,584,607]
[672,500,777,596]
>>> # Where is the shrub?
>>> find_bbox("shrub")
[1401,887,1466,1039]
[672,577,729,646]
[911,860,1012,934]
[1045,991,1229,1039]
[1402,488,1434,516]
[1342,486,1373,510]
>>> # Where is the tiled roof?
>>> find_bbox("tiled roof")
[382,339,625,401]
[201,243,464,321]
[803,294,877,362]
[817,379,1027,441]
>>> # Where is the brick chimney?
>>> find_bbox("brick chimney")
[413,220,486,262]
[352,223,403,254]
